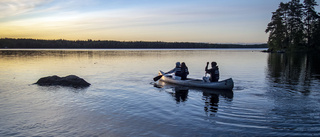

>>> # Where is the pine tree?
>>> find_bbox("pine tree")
[266,0,320,51]
[266,2,290,51]
[288,0,304,48]
[304,0,319,48]
[280,2,290,48]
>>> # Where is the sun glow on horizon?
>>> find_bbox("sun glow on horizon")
[0,0,281,43]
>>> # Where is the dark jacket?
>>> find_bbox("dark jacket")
[174,67,182,76]
[205,66,219,82]
[180,67,189,80]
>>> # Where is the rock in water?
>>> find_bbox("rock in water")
[35,75,91,88]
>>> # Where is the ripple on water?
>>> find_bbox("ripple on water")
[1,49,320,137]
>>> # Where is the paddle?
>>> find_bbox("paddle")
[153,71,165,81]
[153,75,163,81]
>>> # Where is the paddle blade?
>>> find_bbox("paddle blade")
[153,75,162,81]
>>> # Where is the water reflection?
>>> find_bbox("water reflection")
[267,52,320,94]
[0,49,193,58]
[202,89,233,115]
[170,87,189,103]
[2,49,319,137]
[36,85,89,93]
[154,81,189,103]
[155,81,233,114]
[265,52,320,135]
[203,92,219,113]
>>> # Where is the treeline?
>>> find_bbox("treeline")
[266,0,320,52]
[0,38,267,49]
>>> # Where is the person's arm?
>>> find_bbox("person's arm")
[205,62,209,72]
[166,68,175,74]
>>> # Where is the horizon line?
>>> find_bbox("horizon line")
[1,37,267,45]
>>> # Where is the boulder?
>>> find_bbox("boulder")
[35,75,91,88]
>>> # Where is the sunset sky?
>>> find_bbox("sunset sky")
[0,0,318,43]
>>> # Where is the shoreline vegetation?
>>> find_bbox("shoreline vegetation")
[265,0,320,53]
[0,38,267,49]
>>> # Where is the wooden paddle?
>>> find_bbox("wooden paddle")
[153,75,163,81]
[153,71,165,81]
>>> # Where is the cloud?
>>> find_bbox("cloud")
[0,0,271,43]
[0,0,51,18]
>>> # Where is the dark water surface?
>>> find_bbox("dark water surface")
[0,49,319,137]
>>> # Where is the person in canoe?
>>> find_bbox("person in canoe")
[205,61,219,82]
[180,62,189,80]
[165,62,182,77]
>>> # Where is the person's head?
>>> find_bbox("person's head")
[181,62,186,68]
[211,62,217,67]
[175,62,181,67]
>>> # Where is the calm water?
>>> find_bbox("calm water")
[0,49,319,137]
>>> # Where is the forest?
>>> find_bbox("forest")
[266,0,320,52]
[0,38,267,49]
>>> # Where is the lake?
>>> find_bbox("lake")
[0,49,319,137]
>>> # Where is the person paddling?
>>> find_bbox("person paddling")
[205,62,219,82]
[166,62,182,77]
[153,62,182,81]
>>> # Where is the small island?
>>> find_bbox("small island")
[265,0,320,52]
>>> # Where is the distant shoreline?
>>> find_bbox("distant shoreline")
[0,38,268,49]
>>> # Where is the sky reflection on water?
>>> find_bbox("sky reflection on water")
[0,49,319,137]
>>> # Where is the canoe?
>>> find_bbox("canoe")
[158,71,234,90]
